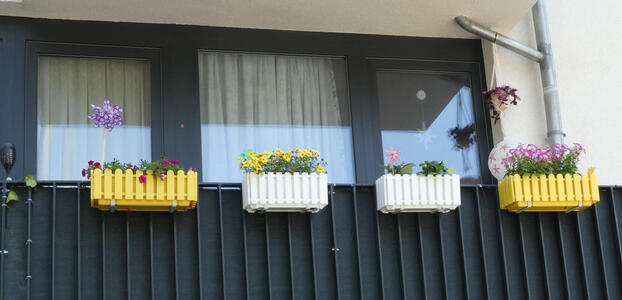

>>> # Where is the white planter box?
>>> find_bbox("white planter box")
[242,172,328,213]
[375,174,461,213]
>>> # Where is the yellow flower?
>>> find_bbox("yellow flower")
[316,166,325,173]
[311,149,319,156]
[283,152,292,162]
[263,151,270,156]
[260,157,268,163]
[242,161,251,167]
[237,157,244,162]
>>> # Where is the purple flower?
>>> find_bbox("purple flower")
[87,99,123,131]
[138,175,147,183]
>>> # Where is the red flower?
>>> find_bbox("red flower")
[162,159,170,166]
[138,175,147,183]
[94,162,101,168]
[170,159,179,164]
[81,169,86,177]
[88,160,94,165]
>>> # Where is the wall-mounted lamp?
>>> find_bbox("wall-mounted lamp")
[0,143,15,179]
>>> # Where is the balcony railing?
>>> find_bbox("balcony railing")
[0,182,620,299]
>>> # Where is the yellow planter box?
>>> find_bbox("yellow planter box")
[498,173,599,212]
[90,169,198,212]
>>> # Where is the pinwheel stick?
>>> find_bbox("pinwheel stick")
[101,128,107,164]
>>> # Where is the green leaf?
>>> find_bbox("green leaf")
[399,163,413,175]
[25,174,37,188]
[6,191,18,203]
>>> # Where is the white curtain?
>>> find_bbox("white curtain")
[199,52,355,183]
[37,56,151,180]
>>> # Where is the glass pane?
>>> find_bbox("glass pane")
[198,51,354,183]
[37,56,151,180]
[377,70,481,182]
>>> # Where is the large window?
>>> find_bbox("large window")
[376,70,482,182]
[198,51,355,183]
[36,56,151,180]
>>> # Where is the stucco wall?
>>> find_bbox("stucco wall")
[483,0,622,184]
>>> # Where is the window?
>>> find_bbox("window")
[198,51,355,183]
[36,56,151,180]
[376,70,482,182]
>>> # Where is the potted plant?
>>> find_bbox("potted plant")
[84,99,197,212]
[483,85,520,123]
[498,143,599,212]
[375,148,461,213]
[239,148,328,213]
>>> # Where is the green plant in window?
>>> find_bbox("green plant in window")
[417,160,453,176]
[238,148,327,175]
[380,147,413,175]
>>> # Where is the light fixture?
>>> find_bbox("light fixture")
[0,143,15,178]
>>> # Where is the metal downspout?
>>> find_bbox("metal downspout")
[454,0,565,145]
[532,0,564,145]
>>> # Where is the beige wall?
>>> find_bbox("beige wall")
[484,0,622,184]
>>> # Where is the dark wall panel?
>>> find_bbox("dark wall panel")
[1,184,621,300]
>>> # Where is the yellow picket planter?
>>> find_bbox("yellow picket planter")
[90,169,198,212]
[498,172,599,212]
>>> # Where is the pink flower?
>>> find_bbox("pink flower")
[81,169,87,177]
[170,159,179,164]
[93,162,101,168]
[138,175,147,183]
[88,160,94,165]
[162,160,170,166]
[384,147,401,164]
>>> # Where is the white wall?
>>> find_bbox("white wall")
[484,0,622,184]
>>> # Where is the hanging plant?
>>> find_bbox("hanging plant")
[448,123,476,150]
[483,85,520,123]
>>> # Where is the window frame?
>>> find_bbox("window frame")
[24,42,163,179]
[366,58,493,183]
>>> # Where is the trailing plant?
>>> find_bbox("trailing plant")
[448,124,476,150]
[501,143,585,177]
[417,161,453,176]
[238,148,327,174]
[5,174,37,204]
[381,147,413,175]
[483,85,520,123]
[82,157,196,183]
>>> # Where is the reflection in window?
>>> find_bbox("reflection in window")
[377,71,481,182]
[198,52,355,183]
[37,56,151,180]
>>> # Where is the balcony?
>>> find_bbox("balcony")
[1,182,620,299]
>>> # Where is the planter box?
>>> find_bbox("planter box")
[498,173,599,212]
[242,172,328,213]
[375,174,461,213]
[90,169,198,212]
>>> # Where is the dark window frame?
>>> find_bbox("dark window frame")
[24,41,163,177]
[2,16,492,184]
[367,58,493,183]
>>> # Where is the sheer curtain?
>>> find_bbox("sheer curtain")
[199,52,355,183]
[37,56,151,180]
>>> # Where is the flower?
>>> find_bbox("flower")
[81,169,86,177]
[170,159,179,164]
[138,175,147,183]
[87,99,123,131]
[162,159,170,166]
[316,166,325,173]
[88,160,94,165]
[94,162,101,168]
[384,147,401,164]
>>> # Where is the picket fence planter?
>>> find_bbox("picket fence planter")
[90,169,198,212]
[498,173,599,212]
[242,172,328,213]
[375,174,461,213]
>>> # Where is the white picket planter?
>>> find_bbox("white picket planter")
[375,174,461,213]
[242,172,328,213]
